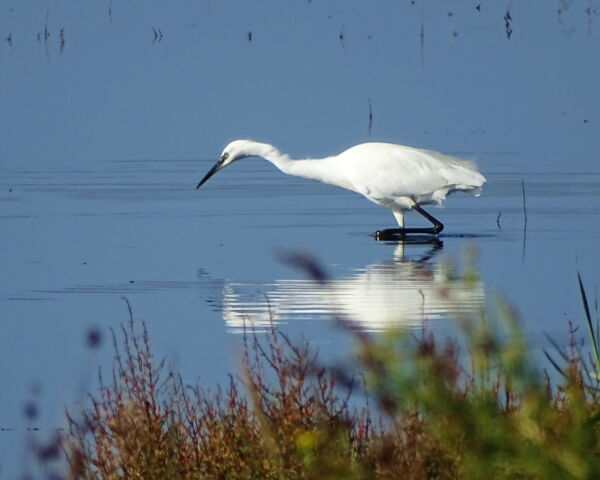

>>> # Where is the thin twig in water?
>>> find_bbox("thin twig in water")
[496,211,502,229]
[521,179,528,225]
[504,7,513,39]
[585,1,594,36]
[557,0,570,25]
[59,27,65,53]
[447,11,458,43]
[419,7,425,67]
[368,98,373,136]
[338,24,346,50]
[152,27,163,43]
[43,8,50,62]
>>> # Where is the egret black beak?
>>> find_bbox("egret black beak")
[196,159,224,189]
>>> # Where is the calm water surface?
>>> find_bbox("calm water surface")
[2,144,600,478]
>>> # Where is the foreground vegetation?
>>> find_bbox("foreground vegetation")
[33,260,600,479]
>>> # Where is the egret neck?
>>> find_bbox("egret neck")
[247,142,354,192]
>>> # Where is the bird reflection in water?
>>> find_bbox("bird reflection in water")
[221,238,484,333]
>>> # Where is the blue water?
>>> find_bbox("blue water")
[2,1,600,477]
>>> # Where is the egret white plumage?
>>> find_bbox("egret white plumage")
[196,140,486,238]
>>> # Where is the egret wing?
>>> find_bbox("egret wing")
[341,143,452,200]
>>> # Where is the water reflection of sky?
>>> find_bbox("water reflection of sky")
[1,2,600,478]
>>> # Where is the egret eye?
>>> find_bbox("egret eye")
[221,152,229,162]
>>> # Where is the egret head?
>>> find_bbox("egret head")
[196,140,256,189]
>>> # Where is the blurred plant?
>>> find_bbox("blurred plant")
[50,255,600,480]
[63,302,376,480]
[578,271,600,379]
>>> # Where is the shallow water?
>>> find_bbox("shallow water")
[2,146,600,478]
[3,153,598,337]
[2,0,600,477]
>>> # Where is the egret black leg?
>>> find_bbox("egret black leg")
[413,205,444,233]
[374,205,444,240]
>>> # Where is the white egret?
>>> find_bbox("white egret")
[196,140,486,238]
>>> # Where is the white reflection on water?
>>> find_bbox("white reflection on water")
[223,241,485,333]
